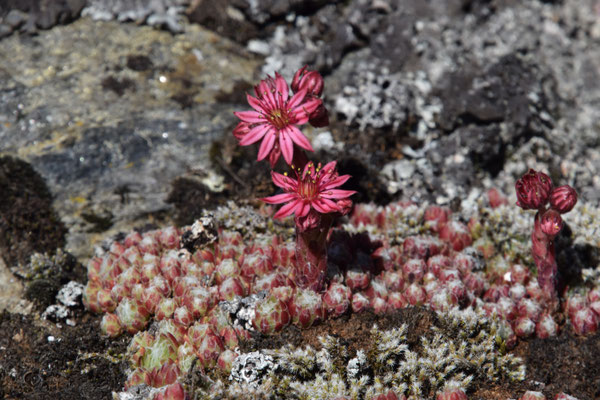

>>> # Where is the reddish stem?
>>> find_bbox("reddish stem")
[293,214,333,292]
[531,210,558,303]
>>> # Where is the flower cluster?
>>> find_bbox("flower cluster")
[234,67,355,291]
[515,169,578,301]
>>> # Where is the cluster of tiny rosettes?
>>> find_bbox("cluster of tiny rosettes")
[84,194,591,399]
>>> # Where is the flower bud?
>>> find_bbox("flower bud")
[337,198,353,216]
[291,66,324,97]
[233,121,251,141]
[515,169,553,210]
[540,209,563,237]
[549,185,577,214]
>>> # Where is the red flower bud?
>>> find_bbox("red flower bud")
[540,209,563,237]
[291,65,324,97]
[515,169,553,210]
[233,121,251,141]
[549,185,577,214]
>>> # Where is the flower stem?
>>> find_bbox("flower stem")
[531,210,558,303]
[293,214,333,292]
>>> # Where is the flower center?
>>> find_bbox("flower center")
[298,179,318,200]
[268,108,290,130]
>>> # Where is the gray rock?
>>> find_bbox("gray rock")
[0,18,260,259]
[3,10,28,29]
[82,0,188,32]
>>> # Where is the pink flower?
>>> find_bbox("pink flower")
[262,161,356,223]
[233,73,321,165]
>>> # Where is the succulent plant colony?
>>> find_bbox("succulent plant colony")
[81,68,593,399]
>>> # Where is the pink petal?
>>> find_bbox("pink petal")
[263,84,277,108]
[292,109,309,125]
[239,124,270,146]
[320,189,356,199]
[311,198,340,214]
[321,161,337,173]
[268,145,281,168]
[246,94,268,114]
[292,97,321,116]
[257,129,276,161]
[274,73,289,102]
[321,174,351,190]
[234,110,264,123]
[261,193,297,204]
[271,171,297,191]
[274,199,301,219]
[286,125,314,152]
[310,199,338,214]
[295,201,310,217]
[280,131,294,165]
[287,88,307,110]
[255,81,269,98]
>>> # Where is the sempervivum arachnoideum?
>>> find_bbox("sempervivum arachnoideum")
[186,322,224,368]
[519,391,546,400]
[288,288,325,328]
[116,297,150,334]
[322,282,352,317]
[253,294,291,334]
[402,235,446,260]
[372,391,406,400]
[152,382,186,400]
[436,388,468,400]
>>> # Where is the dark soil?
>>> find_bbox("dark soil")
[0,156,66,267]
[0,312,128,400]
